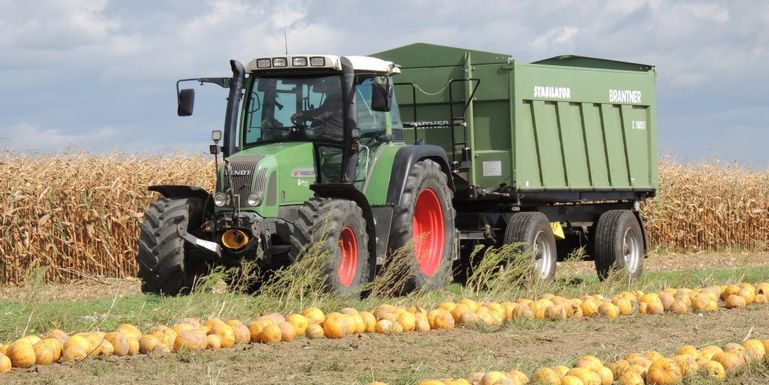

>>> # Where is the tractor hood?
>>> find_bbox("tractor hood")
[216,142,316,217]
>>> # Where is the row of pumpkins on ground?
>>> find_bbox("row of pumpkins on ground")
[0,282,766,374]
[370,338,769,385]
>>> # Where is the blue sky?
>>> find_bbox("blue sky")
[1,0,767,165]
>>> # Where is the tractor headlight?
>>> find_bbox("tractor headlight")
[247,193,262,207]
[213,192,228,207]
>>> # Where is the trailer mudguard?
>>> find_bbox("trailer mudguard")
[385,144,454,206]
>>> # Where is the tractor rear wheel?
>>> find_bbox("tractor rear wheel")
[593,210,644,280]
[289,198,370,298]
[136,198,209,295]
[504,212,557,281]
[389,159,456,292]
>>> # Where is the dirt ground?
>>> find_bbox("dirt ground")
[3,303,769,384]
[1,251,767,302]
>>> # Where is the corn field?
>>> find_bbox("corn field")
[0,153,766,284]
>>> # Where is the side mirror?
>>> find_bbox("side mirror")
[371,80,392,112]
[177,89,195,116]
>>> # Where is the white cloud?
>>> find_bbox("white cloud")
[0,122,117,152]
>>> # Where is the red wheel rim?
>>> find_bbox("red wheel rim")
[412,188,445,277]
[337,226,358,288]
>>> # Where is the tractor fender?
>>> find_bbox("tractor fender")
[310,183,378,280]
[148,185,214,213]
[385,144,454,206]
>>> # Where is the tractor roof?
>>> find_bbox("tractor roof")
[246,55,400,74]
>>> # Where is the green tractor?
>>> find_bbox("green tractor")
[136,55,457,296]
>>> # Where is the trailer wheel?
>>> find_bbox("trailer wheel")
[504,212,557,281]
[389,159,456,292]
[289,198,370,298]
[594,210,644,280]
[136,198,209,295]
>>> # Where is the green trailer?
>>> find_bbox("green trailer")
[136,42,657,297]
[374,43,657,279]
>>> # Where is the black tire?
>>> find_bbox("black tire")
[503,212,557,281]
[289,198,370,298]
[594,210,644,280]
[136,198,208,295]
[389,159,456,292]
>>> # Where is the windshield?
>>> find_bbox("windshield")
[244,75,343,145]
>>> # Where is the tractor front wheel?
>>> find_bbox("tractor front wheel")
[289,198,370,298]
[136,198,209,295]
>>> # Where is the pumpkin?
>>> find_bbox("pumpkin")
[8,339,36,368]
[597,302,619,319]
[742,339,765,362]
[375,319,395,335]
[173,328,207,352]
[286,314,309,336]
[417,381,445,385]
[595,366,613,385]
[675,345,700,358]
[139,334,168,354]
[431,310,455,330]
[561,375,585,385]
[351,314,366,334]
[450,304,471,322]
[580,299,599,317]
[618,371,644,385]
[98,339,114,357]
[724,295,747,309]
[20,335,41,345]
[147,325,177,351]
[177,318,202,328]
[360,311,377,333]
[205,319,235,348]
[445,379,471,385]
[700,345,723,360]
[260,312,286,325]
[531,367,561,385]
[575,355,603,371]
[278,322,297,342]
[545,305,568,321]
[258,322,283,343]
[33,339,62,365]
[699,360,726,381]
[608,359,631,378]
[511,304,534,319]
[206,334,221,349]
[671,355,698,378]
[506,369,528,384]
[569,368,601,385]
[226,320,250,344]
[612,298,634,315]
[306,324,325,339]
[415,313,431,332]
[553,365,570,378]
[61,335,92,362]
[323,317,346,339]
[115,324,142,341]
[669,300,689,314]
[478,371,506,385]
[0,353,10,373]
[303,307,325,324]
[640,301,664,315]
[42,329,70,345]
[104,331,130,356]
[712,351,744,373]
[438,301,457,312]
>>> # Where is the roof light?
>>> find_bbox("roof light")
[292,57,308,66]
[272,57,288,67]
[309,57,325,66]
[256,58,271,68]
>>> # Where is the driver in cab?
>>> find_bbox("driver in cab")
[291,79,343,141]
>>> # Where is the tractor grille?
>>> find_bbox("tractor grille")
[226,155,266,207]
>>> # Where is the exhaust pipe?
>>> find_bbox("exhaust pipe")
[221,229,250,250]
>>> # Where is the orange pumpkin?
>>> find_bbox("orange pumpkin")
[259,323,283,343]
[712,351,744,373]
[506,370,528,384]
[561,375,586,385]
[139,334,168,354]
[33,339,62,365]
[597,302,619,319]
[226,320,251,344]
[724,294,747,309]
[61,335,92,362]
[360,311,377,333]
[478,371,506,385]
[8,339,36,368]
[306,323,325,339]
[0,353,10,373]
[173,328,207,352]
[618,371,644,385]
[147,325,177,351]
[104,331,130,356]
[115,324,142,341]
[323,317,346,339]
[700,360,726,381]
[671,355,698,378]
[612,298,634,315]
[742,339,765,362]
[278,322,297,342]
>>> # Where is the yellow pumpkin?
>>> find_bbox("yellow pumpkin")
[669,300,689,314]
[247,320,268,342]
[115,324,142,341]
[360,311,377,333]
[431,310,455,330]
[597,302,619,319]
[700,345,723,360]
[41,329,70,345]
[699,360,726,381]
[375,319,395,335]
[226,320,250,345]
[0,353,10,373]
[712,351,744,373]
[506,369,528,384]
[575,355,603,371]
[742,339,765,362]
[33,339,62,365]
[205,319,236,348]
[147,325,177,351]
[259,322,283,343]
[286,314,310,336]
[415,313,431,332]
[306,323,325,339]
[671,354,698,378]
[61,335,92,362]
[608,359,631,378]
[612,298,634,315]
[173,328,207,352]
[724,295,747,309]
[8,339,36,368]
[98,339,114,357]
[103,331,130,356]
[531,367,561,385]
[675,345,700,358]
[561,375,585,385]
[139,334,168,354]
[618,371,644,385]
[545,305,568,321]
[580,299,599,317]
[398,311,417,332]
[278,322,297,342]
[303,307,325,324]
[478,371,506,385]
[206,334,221,349]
